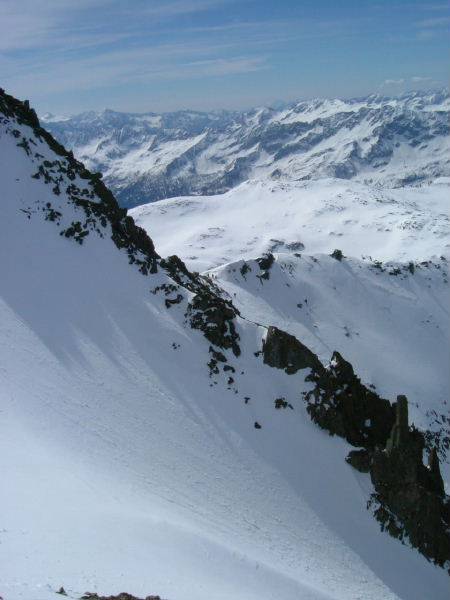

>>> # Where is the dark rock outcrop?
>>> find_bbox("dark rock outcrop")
[346,449,371,473]
[81,593,163,600]
[264,324,450,570]
[187,287,241,357]
[159,255,195,286]
[369,398,450,568]
[305,351,395,448]
[330,249,344,261]
[256,252,275,281]
[428,447,445,497]
[257,252,275,271]
[262,326,322,374]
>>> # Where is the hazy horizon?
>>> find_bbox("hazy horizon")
[32,84,446,119]
[1,0,448,116]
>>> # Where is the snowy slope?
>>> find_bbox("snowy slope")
[131,179,450,479]
[208,253,450,472]
[2,92,449,600]
[130,178,450,272]
[44,90,450,208]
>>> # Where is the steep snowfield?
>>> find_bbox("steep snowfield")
[44,90,450,207]
[2,100,449,599]
[130,178,450,272]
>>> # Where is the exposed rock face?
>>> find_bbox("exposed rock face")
[305,351,394,448]
[255,252,275,283]
[256,252,275,280]
[370,398,450,569]
[261,324,450,570]
[157,255,241,356]
[330,249,344,261]
[385,394,409,451]
[188,289,241,357]
[81,593,163,600]
[159,255,195,286]
[346,449,371,473]
[429,447,445,497]
[256,252,275,271]
[262,326,322,374]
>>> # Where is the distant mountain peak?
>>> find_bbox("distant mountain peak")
[43,89,450,208]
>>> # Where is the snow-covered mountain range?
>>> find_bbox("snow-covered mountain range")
[43,90,450,208]
[2,88,450,600]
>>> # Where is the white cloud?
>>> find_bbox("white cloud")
[3,33,269,99]
[177,56,267,77]
[379,76,442,93]
[140,0,230,18]
[0,0,112,50]
[411,76,432,83]
[416,16,450,28]
[381,79,405,86]
[2,6,349,102]
[0,0,232,52]
[415,13,450,42]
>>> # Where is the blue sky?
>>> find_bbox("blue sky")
[0,0,448,114]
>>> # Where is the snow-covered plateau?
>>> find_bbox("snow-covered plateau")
[1,88,449,600]
[44,90,450,208]
[130,177,450,271]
